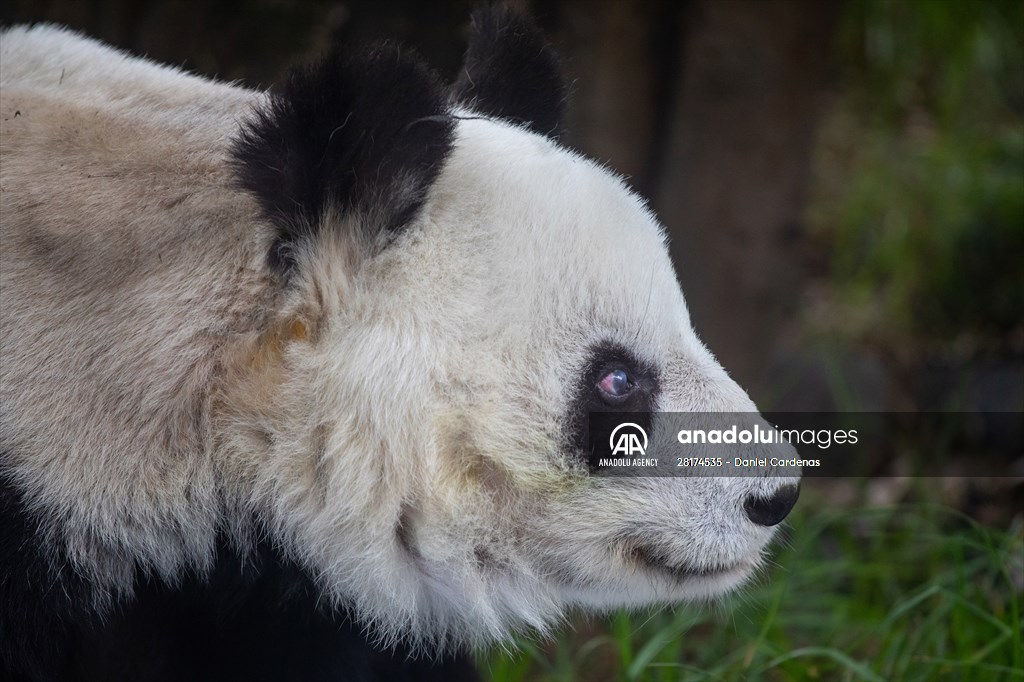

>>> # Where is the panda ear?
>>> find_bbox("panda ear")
[233,43,455,276]
[451,4,566,139]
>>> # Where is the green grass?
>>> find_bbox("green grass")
[478,482,1024,681]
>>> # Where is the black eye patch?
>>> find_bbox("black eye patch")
[566,342,659,467]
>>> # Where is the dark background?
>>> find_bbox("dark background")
[4,0,1021,415]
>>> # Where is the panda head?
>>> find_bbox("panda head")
[226,5,800,649]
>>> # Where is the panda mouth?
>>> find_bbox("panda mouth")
[626,543,750,582]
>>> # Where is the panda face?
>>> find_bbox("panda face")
[245,115,799,645]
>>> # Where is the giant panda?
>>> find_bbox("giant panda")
[0,6,800,681]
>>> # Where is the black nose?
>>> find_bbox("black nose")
[744,484,800,527]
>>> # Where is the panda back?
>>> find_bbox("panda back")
[0,23,275,599]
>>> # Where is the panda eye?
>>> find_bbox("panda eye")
[596,368,634,402]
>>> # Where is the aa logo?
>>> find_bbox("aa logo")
[609,422,648,456]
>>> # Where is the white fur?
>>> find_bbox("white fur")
[0,25,799,649]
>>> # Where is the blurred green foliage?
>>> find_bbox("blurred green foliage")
[808,0,1024,351]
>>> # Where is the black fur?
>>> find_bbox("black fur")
[451,5,566,139]
[232,43,455,276]
[0,475,478,682]
[0,474,95,681]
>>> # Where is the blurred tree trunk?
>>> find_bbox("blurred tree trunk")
[655,0,837,396]
[558,0,836,400]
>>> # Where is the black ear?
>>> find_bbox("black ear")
[450,5,566,139]
[232,43,455,275]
